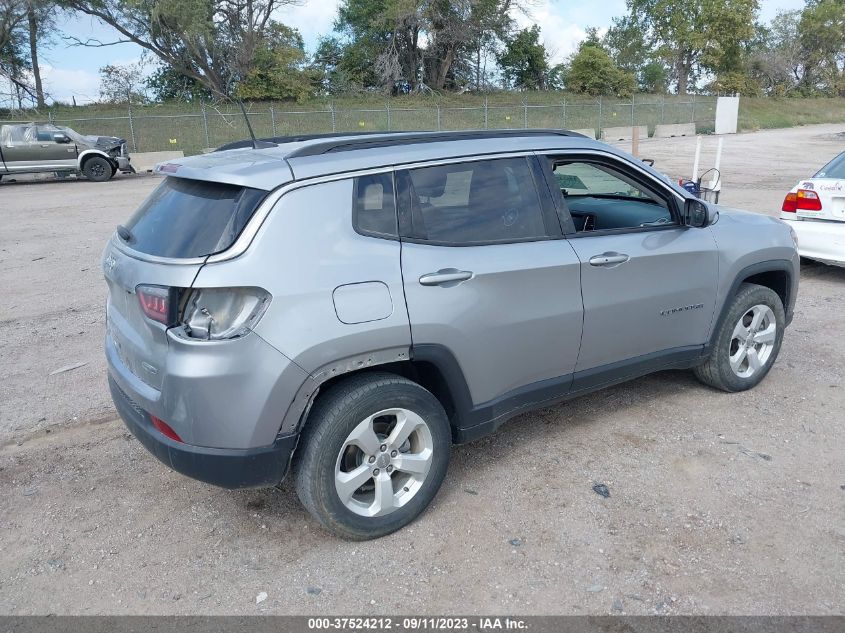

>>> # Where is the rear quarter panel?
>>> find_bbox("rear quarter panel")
[191,178,412,375]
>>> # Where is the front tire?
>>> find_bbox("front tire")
[694,283,785,392]
[82,156,114,182]
[294,372,451,540]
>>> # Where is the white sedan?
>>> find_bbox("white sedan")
[780,151,845,267]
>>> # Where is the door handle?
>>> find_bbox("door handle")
[419,269,474,286]
[589,252,630,267]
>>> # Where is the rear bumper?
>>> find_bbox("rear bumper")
[109,375,296,488]
[784,218,845,267]
[104,322,309,449]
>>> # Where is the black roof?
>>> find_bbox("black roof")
[215,129,586,156]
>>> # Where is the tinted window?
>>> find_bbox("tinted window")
[404,158,547,244]
[123,177,266,258]
[816,152,845,179]
[353,173,397,238]
[551,161,673,232]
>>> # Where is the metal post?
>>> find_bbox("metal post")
[692,135,702,182]
[690,93,696,123]
[562,98,566,129]
[661,94,665,124]
[598,96,603,134]
[127,101,137,152]
[201,100,210,148]
[386,101,391,131]
[484,96,488,129]
[631,98,635,127]
[523,101,528,128]
[270,106,277,136]
[710,136,724,192]
[330,102,336,133]
[436,104,441,131]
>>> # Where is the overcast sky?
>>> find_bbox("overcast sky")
[35,0,809,104]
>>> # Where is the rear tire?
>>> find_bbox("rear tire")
[694,283,785,392]
[82,156,113,182]
[294,372,451,540]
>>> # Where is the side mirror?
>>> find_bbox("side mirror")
[684,198,717,228]
[53,133,70,144]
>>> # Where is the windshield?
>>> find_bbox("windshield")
[815,152,845,180]
[122,177,267,258]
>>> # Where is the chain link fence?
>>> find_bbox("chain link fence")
[1,95,717,156]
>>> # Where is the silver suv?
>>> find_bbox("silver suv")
[103,130,798,539]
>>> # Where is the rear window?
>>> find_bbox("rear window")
[815,152,845,180]
[123,177,267,258]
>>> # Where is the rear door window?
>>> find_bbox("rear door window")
[398,158,549,245]
[123,177,267,258]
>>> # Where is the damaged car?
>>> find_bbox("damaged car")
[0,122,134,182]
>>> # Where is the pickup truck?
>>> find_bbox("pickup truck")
[0,122,134,182]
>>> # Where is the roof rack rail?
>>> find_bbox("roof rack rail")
[214,131,410,153]
[285,129,586,158]
[215,128,586,155]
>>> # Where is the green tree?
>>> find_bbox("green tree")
[565,40,637,97]
[61,0,308,98]
[312,36,352,95]
[497,25,549,90]
[639,61,668,93]
[335,0,422,91]
[146,64,209,101]
[1,0,29,106]
[627,0,759,94]
[798,0,845,95]
[604,14,668,92]
[332,0,519,93]
[745,12,803,95]
[1,0,52,108]
[99,60,148,103]
[26,1,54,108]
[236,24,317,101]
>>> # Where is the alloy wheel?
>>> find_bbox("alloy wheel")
[334,408,434,517]
[729,304,777,378]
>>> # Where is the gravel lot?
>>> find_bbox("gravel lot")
[1,125,844,615]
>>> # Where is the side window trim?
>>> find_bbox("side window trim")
[537,151,684,237]
[396,157,557,247]
[532,154,576,235]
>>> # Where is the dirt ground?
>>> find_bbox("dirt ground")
[1,125,843,616]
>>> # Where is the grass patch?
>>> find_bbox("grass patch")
[739,97,845,131]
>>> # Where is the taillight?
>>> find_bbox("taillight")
[796,189,822,211]
[782,192,797,213]
[151,415,182,442]
[180,287,271,340]
[136,285,171,324]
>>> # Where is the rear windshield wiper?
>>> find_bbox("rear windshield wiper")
[116,225,133,242]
